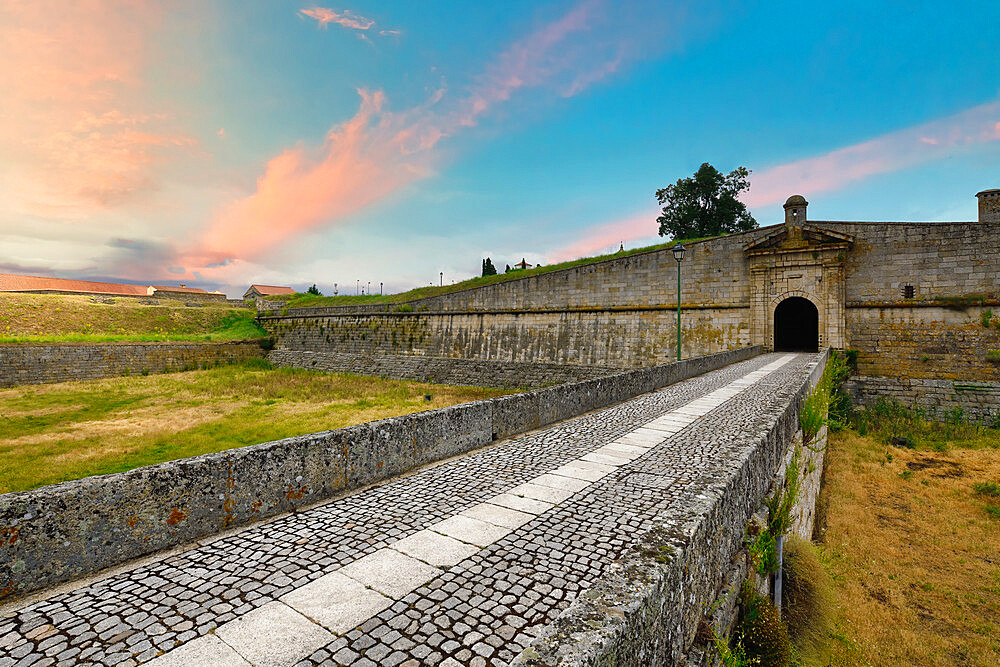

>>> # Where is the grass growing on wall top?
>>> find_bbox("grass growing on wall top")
[0,360,513,493]
[0,294,266,343]
[273,237,711,309]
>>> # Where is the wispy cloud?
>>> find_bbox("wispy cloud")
[299,7,375,31]
[745,100,1000,208]
[194,0,669,268]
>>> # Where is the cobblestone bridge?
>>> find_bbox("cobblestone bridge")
[1,352,816,666]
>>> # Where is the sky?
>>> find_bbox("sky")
[1,1,998,297]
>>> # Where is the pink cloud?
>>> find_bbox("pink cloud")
[195,0,654,266]
[300,7,375,31]
[745,100,1000,208]
[196,89,435,262]
[546,211,659,263]
[0,1,197,215]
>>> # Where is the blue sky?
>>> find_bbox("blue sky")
[1,1,997,296]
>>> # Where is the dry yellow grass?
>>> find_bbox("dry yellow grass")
[0,292,256,341]
[0,361,512,493]
[813,429,1000,666]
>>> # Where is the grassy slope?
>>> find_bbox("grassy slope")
[809,424,1000,665]
[0,293,265,343]
[275,237,708,309]
[0,361,512,493]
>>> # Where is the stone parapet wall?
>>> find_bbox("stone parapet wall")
[822,220,1000,304]
[846,305,1000,380]
[267,349,620,387]
[846,375,1000,425]
[513,350,829,666]
[0,341,266,388]
[0,347,760,603]
[264,308,750,368]
[279,232,758,316]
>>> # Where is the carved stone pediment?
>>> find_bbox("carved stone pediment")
[744,224,854,256]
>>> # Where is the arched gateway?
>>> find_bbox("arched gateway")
[773,296,819,351]
[744,195,854,351]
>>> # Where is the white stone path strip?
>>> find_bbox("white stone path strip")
[147,354,797,667]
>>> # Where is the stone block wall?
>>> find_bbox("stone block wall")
[267,349,620,387]
[823,221,1000,304]
[287,234,756,315]
[846,304,1000,380]
[846,376,1000,425]
[0,341,266,388]
[0,347,760,602]
[265,308,749,368]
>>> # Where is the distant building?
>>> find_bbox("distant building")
[149,285,226,301]
[0,274,225,301]
[243,284,295,299]
[512,258,533,270]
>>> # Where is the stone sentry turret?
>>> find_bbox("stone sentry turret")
[977,189,1000,223]
[783,194,807,243]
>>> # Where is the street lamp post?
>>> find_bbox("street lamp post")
[672,243,686,361]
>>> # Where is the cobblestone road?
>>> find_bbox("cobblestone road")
[0,353,816,667]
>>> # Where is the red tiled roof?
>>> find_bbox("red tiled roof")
[150,285,211,294]
[0,274,148,296]
[248,284,295,295]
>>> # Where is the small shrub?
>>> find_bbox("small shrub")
[982,310,994,327]
[747,527,779,576]
[987,350,1000,363]
[946,407,965,425]
[972,481,1000,498]
[710,626,753,667]
[735,586,791,667]
[782,536,836,655]
[985,504,1000,519]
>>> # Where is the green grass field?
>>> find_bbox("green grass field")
[0,293,265,343]
[274,237,709,309]
[0,360,512,493]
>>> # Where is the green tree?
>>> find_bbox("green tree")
[656,163,757,239]
[306,284,321,295]
[482,257,497,276]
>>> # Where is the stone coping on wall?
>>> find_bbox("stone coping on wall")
[0,346,761,603]
[512,349,830,666]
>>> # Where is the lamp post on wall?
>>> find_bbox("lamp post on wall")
[672,243,686,361]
